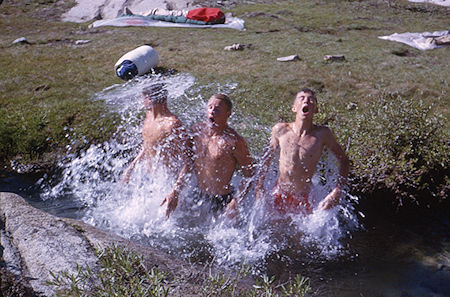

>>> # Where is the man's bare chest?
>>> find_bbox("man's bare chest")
[195,135,235,161]
[279,134,323,161]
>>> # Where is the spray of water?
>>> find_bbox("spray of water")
[39,73,361,277]
[205,150,360,277]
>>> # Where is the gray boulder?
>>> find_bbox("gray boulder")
[0,192,203,296]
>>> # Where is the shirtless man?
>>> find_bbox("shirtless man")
[255,88,349,215]
[164,94,253,216]
[121,83,191,217]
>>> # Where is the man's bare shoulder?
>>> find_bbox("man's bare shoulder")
[163,115,184,131]
[225,126,247,145]
[312,124,335,139]
[191,121,205,133]
[313,124,330,131]
[272,122,290,136]
[224,126,240,138]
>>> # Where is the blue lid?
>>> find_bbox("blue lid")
[116,60,138,80]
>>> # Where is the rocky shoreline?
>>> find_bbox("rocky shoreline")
[0,192,206,296]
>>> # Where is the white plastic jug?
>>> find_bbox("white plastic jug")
[115,45,159,80]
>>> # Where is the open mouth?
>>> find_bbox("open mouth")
[302,106,309,113]
[208,116,215,123]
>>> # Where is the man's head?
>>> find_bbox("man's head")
[292,88,318,118]
[206,94,232,127]
[142,83,168,107]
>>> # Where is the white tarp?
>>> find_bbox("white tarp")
[408,0,450,6]
[62,0,195,23]
[378,30,450,50]
[90,15,245,31]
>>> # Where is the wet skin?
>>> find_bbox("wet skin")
[164,96,253,219]
[122,93,190,217]
[256,91,349,211]
[192,97,253,195]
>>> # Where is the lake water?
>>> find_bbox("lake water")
[1,74,448,296]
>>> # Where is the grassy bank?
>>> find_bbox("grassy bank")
[0,0,448,201]
[46,245,311,297]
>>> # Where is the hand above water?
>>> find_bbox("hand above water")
[161,190,179,218]
[319,188,341,210]
[226,198,239,219]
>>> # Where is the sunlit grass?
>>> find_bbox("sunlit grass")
[47,244,312,297]
[0,0,448,199]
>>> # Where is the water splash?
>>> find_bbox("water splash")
[39,73,361,278]
[204,150,360,276]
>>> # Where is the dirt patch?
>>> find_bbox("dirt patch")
[242,11,279,18]
[71,28,111,35]
[391,48,418,57]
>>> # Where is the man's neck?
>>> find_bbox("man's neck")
[146,104,171,119]
[292,117,313,136]
[207,122,228,135]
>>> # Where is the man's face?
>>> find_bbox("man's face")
[206,97,231,127]
[292,91,317,118]
[142,93,153,110]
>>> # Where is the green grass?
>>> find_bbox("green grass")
[0,0,448,200]
[47,245,312,297]
[47,245,171,297]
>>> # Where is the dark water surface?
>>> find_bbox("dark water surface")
[1,74,448,296]
[0,171,86,219]
[1,172,449,297]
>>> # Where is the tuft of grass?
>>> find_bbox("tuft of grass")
[47,245,171,297]
[47,245,312,297]
[280,274,312,297]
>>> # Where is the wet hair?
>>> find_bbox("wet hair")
[142,83,168,104]
[210,94,232,111]
[297,88,316,98]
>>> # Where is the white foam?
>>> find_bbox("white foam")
[40,75,361,272]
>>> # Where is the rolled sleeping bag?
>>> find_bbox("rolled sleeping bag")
[115,45,159,80]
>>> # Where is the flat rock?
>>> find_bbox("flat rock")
[429,34,450,45]
[0,192,204,296]
[324,54,345,61]
[224,43,244,51]
[75,39,91,45]
[277,54,300,62]
[12,37,30,44]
